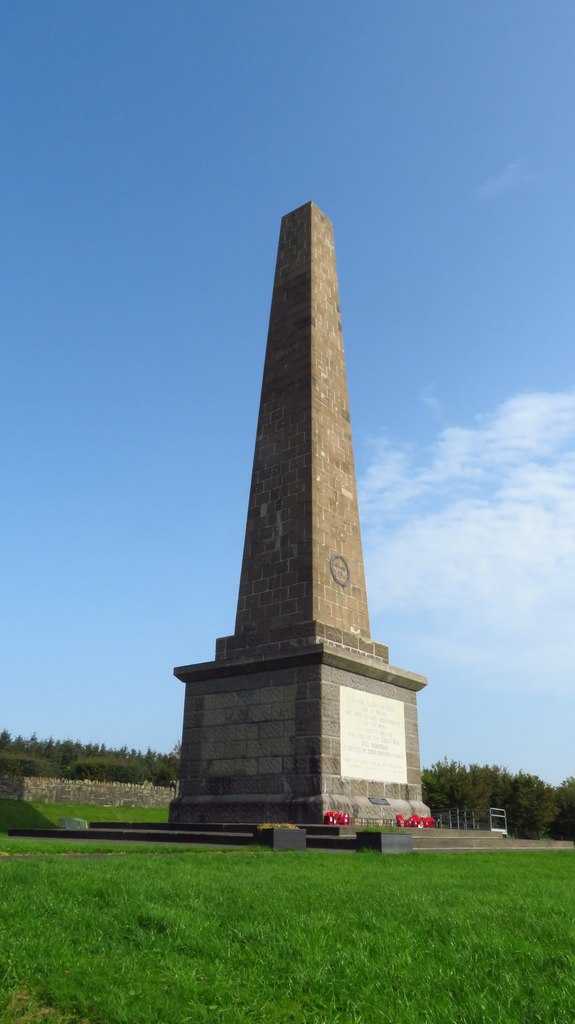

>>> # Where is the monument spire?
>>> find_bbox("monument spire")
[234,201,371,643]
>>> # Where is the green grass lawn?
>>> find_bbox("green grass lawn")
[0,850,573,1024]
[0,798,168,834]
[0,798,176,856]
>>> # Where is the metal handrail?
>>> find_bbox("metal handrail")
[431,806,507,833]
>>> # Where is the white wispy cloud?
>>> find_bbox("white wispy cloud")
[360,390,575,695]
[476,161,535,200]
[420,384,443,420]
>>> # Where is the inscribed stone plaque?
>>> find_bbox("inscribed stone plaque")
[340,687,408,784]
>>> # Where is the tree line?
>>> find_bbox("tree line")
[0,730,179,787]
[422,759,575,839]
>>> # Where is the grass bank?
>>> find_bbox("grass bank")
[0,851,573,1023]
[0,798,168,834]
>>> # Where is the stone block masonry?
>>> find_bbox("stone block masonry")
[234,204,370,645]
[174,643,425,823]
[171,203,429,824]
[0,776,174,808]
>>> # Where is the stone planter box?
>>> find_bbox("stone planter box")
[256,828,307,851]
[356,831,413,854]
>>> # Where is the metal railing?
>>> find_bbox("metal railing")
[431,807,507,834]
[353,807,508,833]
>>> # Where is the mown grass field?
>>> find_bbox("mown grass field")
[0,799,177,857]
[0,799,168,834]
[0,848,574,1024]
[0,797,231,860]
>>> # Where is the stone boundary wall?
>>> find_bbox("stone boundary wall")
[0,776,175,808]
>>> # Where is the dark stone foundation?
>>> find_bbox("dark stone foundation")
[170,644,427,825]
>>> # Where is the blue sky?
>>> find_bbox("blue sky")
[2,2,575,784]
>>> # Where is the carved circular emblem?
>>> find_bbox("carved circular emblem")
[330,554,350,588]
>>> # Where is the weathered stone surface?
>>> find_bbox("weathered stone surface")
[234,203,370,643]
[1,777,174,808]
[171,203,428,825]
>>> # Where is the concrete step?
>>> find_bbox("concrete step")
[88,821,259,835]
[411,834,506,849]
[88,821,353,837]
[8,825,572,853]
[410,829,500,841]
[8,828,255,846]
[413,836,572,852]
[306,834,357,851]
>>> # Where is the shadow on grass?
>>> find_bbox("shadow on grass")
[0,799,54,833]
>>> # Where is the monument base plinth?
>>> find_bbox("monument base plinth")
[170,644,428,826]
[169,793,429,826]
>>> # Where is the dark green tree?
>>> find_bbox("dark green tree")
[501,772,557,838]
[0,729,180,785]
[421,758,469,809]
[549,777,575,839]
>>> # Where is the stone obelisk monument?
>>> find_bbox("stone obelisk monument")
[170,202,428,824]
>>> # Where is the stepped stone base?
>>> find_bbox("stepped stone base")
[9,822,573,854]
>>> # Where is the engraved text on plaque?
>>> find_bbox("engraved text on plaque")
[340,687,408,784]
